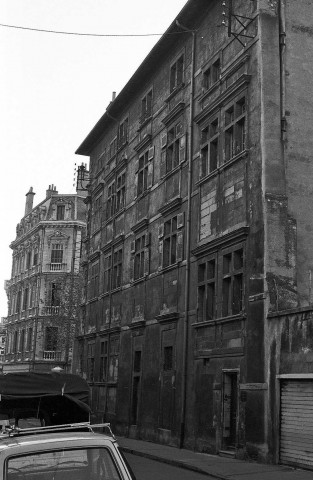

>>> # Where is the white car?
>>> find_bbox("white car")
[0,423,136,480]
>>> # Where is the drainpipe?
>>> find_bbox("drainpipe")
[176,20,196,449]
[279,0,286,141]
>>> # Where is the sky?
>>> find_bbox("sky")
[0,0,188,317]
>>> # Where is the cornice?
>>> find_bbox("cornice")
[156,311,179,324]
[195,74,251,126]
[159,197,182,217]
[192,226,250,257]
[162,102,185,126]
[134,134,152,153]
[131,218,149,234]
[91,181,104,197]
[89,250,101,262]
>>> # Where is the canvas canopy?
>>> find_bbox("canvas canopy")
[0,372,90,413]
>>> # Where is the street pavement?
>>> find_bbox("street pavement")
[117,436,313,480]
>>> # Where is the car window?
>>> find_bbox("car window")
[5,447,122,480]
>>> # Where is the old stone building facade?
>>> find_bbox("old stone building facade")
[4,180,87,373]
[74,0,313,469]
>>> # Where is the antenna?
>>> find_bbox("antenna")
[221,0,256,47]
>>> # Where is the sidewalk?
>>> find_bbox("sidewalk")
[117,436,313,480]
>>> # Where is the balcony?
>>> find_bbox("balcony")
[48,263,67,272]
[41,306,60,316]
[43,350,61,361]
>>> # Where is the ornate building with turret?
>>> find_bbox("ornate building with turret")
[4,174,88,373]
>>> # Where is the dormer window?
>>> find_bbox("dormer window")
[57,205,65,220]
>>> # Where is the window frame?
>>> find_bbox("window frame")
[159,213,184,269]
[140,89,153,123]
[223,95,246,163]
[112,247,123,290]
[170,54,184,93]
[50,243,64,265]
[196,243,245,322]
[200,114,220,178]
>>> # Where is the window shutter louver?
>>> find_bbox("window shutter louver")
[144,248,150,276]
[129,255,135,283]
[176,231,184,262]
[160,151,167,178]
[134,173,138,199]
[158,224,164,238]
[148,146,155,160]
[147,162,153,188]
[158,240,163,270]
[177,212,184,228]
[145,233,150,246]
[179,134,187,164]
[161,133,167,148]
[130,240,136,253]
[199,152,204,179]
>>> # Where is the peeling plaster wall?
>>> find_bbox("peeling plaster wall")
[284,0,313,306]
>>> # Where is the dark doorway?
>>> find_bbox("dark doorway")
[222,372,238,448]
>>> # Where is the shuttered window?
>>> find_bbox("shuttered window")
[280,380,313,469]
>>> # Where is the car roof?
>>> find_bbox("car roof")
[0,431,116,452]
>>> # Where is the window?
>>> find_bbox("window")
[103,253,112,293]
[15,290,21,313]
[200,117,219,177]
[26,251,31,270]
[6,447,122,480]
[137,151,149,196]
[92,194,102,233]
[107,181,115,219]
[163,345,174,371]
[22,287,29,311]
[51,282,61,306]
[27,327,33,351]
[131,350,142,424]
[108,336,119,382]
[109,137,117,159]
[45,326,58,351]
[112,247,123,289]
[56,204,65,220]
[87,342,95,382]
[90,261,100,299]
[13,331,18,353]
[198,257,216,321]
[170,55,184,92]
[33,251,38,266]
[118,118,128,148]
[141,89,152,123]
[100,339,108,381]
[116,171,125,213]
[19,329,25,353]
[197,245,244,321]
[51,243,63,264]
[161,123,186,176]
[161,215,184,268]
[224,96,246,162]
[133,234,149,281]
[203,58,221,90]
[222,247,244,316]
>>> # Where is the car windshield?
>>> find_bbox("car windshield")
[6,447,122,480]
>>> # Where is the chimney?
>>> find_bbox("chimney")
[25,187,35,216]
[76,163,90,198]
[112,91,116,101]
[46,184,58,198]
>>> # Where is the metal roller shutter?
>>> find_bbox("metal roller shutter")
[280,380,313,469]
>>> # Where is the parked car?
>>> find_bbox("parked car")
[0,423,136,480]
